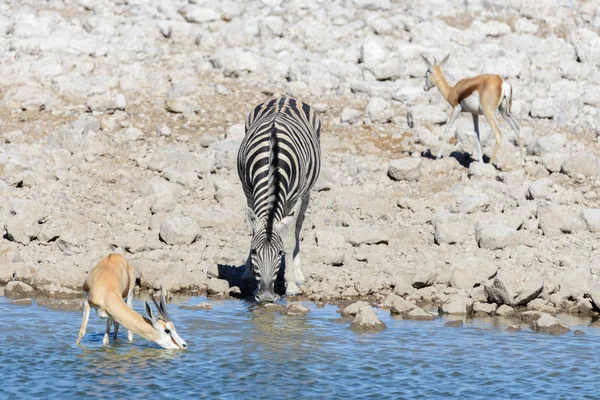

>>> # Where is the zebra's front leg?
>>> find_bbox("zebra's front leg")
[292,194,310,285]
[283,213,301,297]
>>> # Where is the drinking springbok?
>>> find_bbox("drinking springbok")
[422,54,523,167]
[76,254,187,349]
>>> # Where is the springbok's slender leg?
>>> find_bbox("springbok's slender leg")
[483,107,503,165]
[126,292,134,341]
[500,109,524,168]
[113,321,120,340]
[292,194,310,285]
[103,317,112,346]
[76,300,91,345]
[437,105,462,159]
[472,114,484,163]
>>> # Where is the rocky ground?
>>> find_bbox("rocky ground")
[1,0,600,323]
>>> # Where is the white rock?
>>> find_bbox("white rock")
[538,203,585,237]
[530,313,570,335]
[366,97,392,123]
[529,98,555,118]
[439,295,474,314]
[341,108,362,124]
[485,268,544,306]
[350,304,387,332]
[527,178,554,199]
[388,158,422,181]
[360,36,388,65]
[159,216,200,246]
[528,134,566,156]
[344,227,389,246]
[157,124,171,137]
[450,258,498,291]
[410,104,447,125]
[583,85,600,107]
[178,5,221,23]
[476,224,518,250]
[212,48,261,77]
[581,209,600,232]
[561,153,600,177]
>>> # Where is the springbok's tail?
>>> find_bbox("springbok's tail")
[501,80,513,115]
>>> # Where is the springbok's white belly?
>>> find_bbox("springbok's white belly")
[460,91,483,115]
[95,308,108,319]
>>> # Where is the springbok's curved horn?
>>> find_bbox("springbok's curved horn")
[420,53,432,68]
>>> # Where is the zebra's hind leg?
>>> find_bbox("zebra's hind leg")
[292,194,310,285]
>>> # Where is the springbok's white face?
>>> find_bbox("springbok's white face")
[145,291,187,350]
[421,53,450,92]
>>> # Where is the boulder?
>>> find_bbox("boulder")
[495,304,515,316]
[159,216,200,245]
[449,257,498,290]
[473,302,497,315]
[388,295,417,315]
[388,158,422,181]
[207,278,230,295]
[350,304,387,332]
[438,295,474,314]
[527,178,554,200]
[434,219,468,245]
[538,203,584,237]
[365,97,392,123]
[561,153,600,177]
[340,108,362,124]
[530,313,570,335]
[581,209,600,232]
[178,5,221,23]
[484,269,543,306]
[284,302,310,316]
[360,36,388,65]
[529,98,554,118]
[404,307,436,320]
[476,224,518,250]
[344,227,389,246]
[341,301,370,317]
[527,134,566,156]
[4,281,37,299]
[468,162,497,180]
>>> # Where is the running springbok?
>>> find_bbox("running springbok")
[421,54,523,167]
[75,254,187,350]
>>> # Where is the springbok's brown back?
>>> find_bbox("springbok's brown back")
[83,254,135,308]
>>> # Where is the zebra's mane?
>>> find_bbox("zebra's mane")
[264,98,287,240]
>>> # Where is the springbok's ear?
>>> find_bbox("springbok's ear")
[245,207,259,233]
[159,287,172,322]
[145,301,157,324]
[440,53,450,66]
[420,53,433,68]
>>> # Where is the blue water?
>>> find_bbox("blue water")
[0,296,598,399]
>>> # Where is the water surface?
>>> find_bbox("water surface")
[0,296,598,399]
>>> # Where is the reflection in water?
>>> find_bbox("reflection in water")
[248,303,319,362]
[1,296,600,398]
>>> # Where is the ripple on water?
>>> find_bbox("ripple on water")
[1,297,600,398]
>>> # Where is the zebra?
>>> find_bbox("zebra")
[237,97,321,302]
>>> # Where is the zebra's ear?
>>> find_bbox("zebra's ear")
[245,208,259,233]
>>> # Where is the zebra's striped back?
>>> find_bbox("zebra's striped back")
[237,97,321,228]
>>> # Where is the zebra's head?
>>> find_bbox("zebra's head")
[245,208,297,303]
